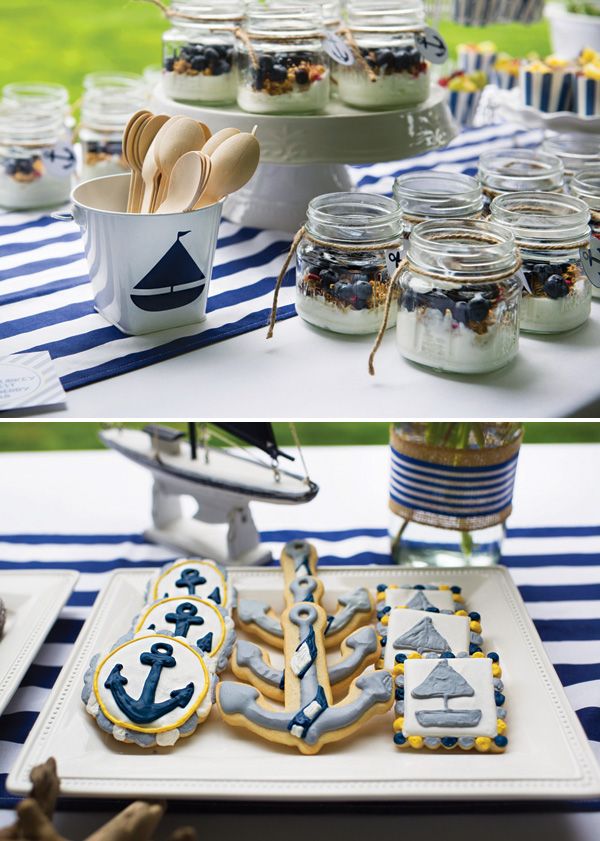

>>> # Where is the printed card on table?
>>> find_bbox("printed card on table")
[0,352,66,415]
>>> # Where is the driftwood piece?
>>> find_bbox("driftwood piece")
[0,758,196,841]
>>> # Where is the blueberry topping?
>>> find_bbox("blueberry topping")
[190,55,207,71]
[402,289,417,312]
[543,273,569,299]
[354,280,373,300]
[204,46,219,62]
[295,67,309,85]
[253,68,265,90]
[319,268,337,288]
[467,295,490,323]
[212,59,230,76]
[333,280,353,301]
[259,54,273,72]
[376,48,395,67]
[164,57,175,71]
[271,63,288,83]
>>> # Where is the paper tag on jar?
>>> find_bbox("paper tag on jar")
[41,142,77,178]
[580,237,600,289]
[323,32,355,65]
[516,268,533,295]
[385,246,405,274]
[415,27,448,64]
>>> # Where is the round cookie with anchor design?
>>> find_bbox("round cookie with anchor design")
[147,559,234,611]
[82,632,216,747]
[132,597,235,672]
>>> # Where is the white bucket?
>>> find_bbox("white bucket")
[546,3,600,59]
[54,173,223,335]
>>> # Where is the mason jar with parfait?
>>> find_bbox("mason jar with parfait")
[393,171,484,239]
[477,148,565,214]
[79,88,147,182]
[162,1,243,104]
[236,4,330,114]
[335,0,431,110]
[490,192,592,334]
[571,166,600,300]
[391,219,522,375]
[0,105,73,210]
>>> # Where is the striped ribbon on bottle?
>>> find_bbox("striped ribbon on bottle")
[389,428,523,531]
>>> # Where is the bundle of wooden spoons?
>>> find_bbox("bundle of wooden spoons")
[121,110,260,214]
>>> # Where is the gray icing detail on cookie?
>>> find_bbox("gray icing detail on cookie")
[406,590,436,611]
[459,736,475,749]
[303,671,393,745]
[470,632,483,646]
[289,576,318,604]
[395,675,404,687]
[393,616,450,655]
[424,736,440,749]
[328,626,379,685]
[284,539,313,577]
[235,639,283,689]
[497,707,506,719]
[236,599,283,638]
[326,588,372,636]
[494,678,503,691]
[395,700,405,716]
[411,658,481,729]
[288,604,320,703]
[219,683,291,732]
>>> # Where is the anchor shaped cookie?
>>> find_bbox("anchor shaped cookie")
[236,540,374,650]
[217,602,393,754]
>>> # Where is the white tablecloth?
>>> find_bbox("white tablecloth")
[0,444,599,840]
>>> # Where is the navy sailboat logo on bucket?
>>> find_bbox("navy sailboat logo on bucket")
[131,231,206,312]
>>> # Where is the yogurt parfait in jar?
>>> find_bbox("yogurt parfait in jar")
[237,5,330,114]
[335,1,430,110]
[571,166,600,298]
[296,192,403,334]
[490,192,592,334]
[162,1,242,105]
[396,219,522,374]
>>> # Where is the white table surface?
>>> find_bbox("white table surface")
[41,299,600,420]
[0,444,599,841]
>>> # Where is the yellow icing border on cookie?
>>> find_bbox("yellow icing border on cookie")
[134,596,226,655]
[93,633,209,734]
[152,559,228,605]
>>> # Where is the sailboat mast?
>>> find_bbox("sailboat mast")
[188,423,197,460]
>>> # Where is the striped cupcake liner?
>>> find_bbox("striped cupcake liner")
[493,69,519,90]
[457,50,497,76]
[448,89,482,126]
[575,76,600,116]
[520,68,575,112]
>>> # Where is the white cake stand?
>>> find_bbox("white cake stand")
[151,82,457,231]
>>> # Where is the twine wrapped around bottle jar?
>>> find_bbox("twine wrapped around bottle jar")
[389,425,524,531]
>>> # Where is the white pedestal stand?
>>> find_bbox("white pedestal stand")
[151,83,457,233]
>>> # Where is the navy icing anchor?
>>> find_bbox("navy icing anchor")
[104,641,194,725]
[175,568,207,595]
[166,602,205,636]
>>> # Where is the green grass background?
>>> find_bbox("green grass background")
[0,422,598,451]
[0,1,552,98]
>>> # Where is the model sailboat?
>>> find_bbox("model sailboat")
[100,423,318,566]
[412,659,482,728]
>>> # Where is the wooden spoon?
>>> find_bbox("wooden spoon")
[139,115,183,214]
[201,126,240,157]
[152,117,207,210]
[155,151,212,214]
[122,110,151,212]
[193,132,260,208]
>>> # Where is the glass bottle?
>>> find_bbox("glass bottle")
[393,171,484,239]
[335,1,430,111]
[2,82,73,138]
[571,166,600,300]
[162,1,242,104]
[395,219,522,374]
[389,422,524,567]
[79,89,145,181]
[542,132,600,181]
[296,191,403,334]
[237,4,330,114]
[478,148,565,214]
[0,105,73,210]
[490,191,592,334]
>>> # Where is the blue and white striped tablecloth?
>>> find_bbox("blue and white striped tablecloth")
[0,124,542,392]
[0,521,597,812]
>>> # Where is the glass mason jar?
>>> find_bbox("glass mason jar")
[571,166,600,300]
[0,105,72,210]
[296,192,403,334]
[478,148,565,214]
[83,71,146,94]
[335,1,430,111]
[543,132,600,182]
[393,171,484,239]
[162,1,242,105]
[396,219,522,374]
[237,5,330,114]
[490,192,592,334]
[323,0,342,29]
[389,422,524,567]
[79,90,145,182]
[2,82,74,139]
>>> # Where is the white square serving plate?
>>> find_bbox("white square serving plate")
[0,570,78,717]
[7,565,600,802]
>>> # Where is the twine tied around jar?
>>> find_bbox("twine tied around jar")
[336,28,378,83]
[266,226,403,340]
[368,230,523,376]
